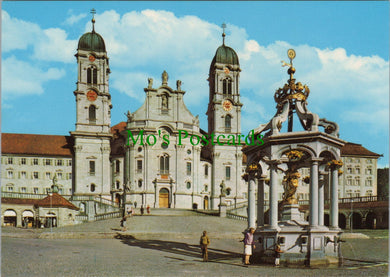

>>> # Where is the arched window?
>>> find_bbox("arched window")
[90,184,96,192]
[138,179,143,188]
[87,67,97,85]
[225,115,231,133]
[89,105,96,124]
[160,154,169,175]
[222,78,232,96]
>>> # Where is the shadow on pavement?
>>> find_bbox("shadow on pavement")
[115,233,244,266]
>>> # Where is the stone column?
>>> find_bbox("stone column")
[257,175,267,227]
[310,160,319,227]
[318,172,325,226]
[248,176,256,229]
[269,163,278,229]
[330,167,339,229]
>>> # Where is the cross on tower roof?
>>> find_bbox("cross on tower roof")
[91,8,96,32]
[221,23,226,45]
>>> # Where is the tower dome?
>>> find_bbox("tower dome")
[78,31,106,52]
[213,44,239,65]
[77,14,106,52]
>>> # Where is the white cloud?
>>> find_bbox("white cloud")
[33,28,77,63]
[1,56,65,98]
[2,10,77,63]
[2,10,41,52]
[64,13,87,25]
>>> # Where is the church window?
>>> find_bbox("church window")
[116,181,120,190]
[90,184,96,192]
[160,155,169,175]
[89,161,95,176]
[204,185,208,192]
[222,78,232,97]
[187,149,191,155]
[355,177,360,186]
[205,165,208,176]
[115,160,120,173]
[7,171,13,179]
[138,147,142,152]
[87,67,97,85]
[186,162,192,175]
[138,180,143,188]
[225,115,231,133]
[89,105,96,124]
[137,160,142,173]
[186,182,191,189]
[161,142,168,149]
[225,166,231,180]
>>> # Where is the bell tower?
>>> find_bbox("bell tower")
[71,10,112,198]
[206,24,244,209]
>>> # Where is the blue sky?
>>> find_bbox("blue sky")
[1,1,389,167]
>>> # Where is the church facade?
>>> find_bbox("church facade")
[1,17,381,225]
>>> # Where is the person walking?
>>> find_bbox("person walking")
[140,205,144,215]
[243,227,256,265]
[121,216,127,231]
[275,244,283,266]
[199,230,210,262]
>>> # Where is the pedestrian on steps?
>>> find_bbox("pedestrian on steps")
[200,230,210,262]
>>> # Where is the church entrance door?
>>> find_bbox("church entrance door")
[204,196,209,210]
[159,188,169,208]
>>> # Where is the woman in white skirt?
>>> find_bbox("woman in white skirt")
[243,227,255,265]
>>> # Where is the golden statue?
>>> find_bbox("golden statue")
[282,168,300,204]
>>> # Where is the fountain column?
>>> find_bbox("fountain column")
[310,160,319,227]
[330,166,340,229]
[257,174,267,227]
[269,162,278,229]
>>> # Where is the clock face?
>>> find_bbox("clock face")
[224,67,230,74]
[89,55,96,62]
[87,90,98,101]
[223,100,233,111]
[287,49,296,60]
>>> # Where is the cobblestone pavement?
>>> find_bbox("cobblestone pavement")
[1,215,388,277]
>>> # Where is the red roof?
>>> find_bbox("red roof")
[1,133,73,156]
[35,193,79,210]
[341,142,381,157]
[1,198,39,205]
[111,122,126,134]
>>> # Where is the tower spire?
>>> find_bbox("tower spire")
[221,23,226,45]
[91,8,96,32]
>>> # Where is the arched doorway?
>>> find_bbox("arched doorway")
[45,212,57,228]
[203,196,209,210]
[22,210,34,228]
[365,212,377,229]
[3,209,17,226]
[351,212,362,229]
[339,213,347,229]
[115,193,121,205]
[159,188,169,208]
